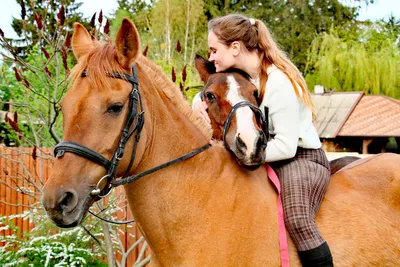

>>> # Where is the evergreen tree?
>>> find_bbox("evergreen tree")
[11,0,87,56]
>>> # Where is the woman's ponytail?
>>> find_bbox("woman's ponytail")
[254,19,315,117]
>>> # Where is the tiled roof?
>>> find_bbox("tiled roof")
[338,95,400,137]
[311,92,363,138]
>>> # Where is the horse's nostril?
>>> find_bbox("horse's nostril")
[58,190,78,214]
[236,135,247,154]
[257,131,267,149]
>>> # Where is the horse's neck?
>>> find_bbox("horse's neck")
[135,60,212,168]
[124,66,280,264]
[127,111,280,263]
[127,147,279,262]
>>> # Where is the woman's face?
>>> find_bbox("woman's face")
[208,31,237,72]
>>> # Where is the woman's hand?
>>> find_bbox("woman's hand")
[193,100,211,124]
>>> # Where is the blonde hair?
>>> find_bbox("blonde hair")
[208,14,315,116]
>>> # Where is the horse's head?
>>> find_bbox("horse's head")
[195,55,267,169]
[42,19,144,227]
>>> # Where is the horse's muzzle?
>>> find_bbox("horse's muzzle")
[42,183,94,228]
[232,130,267,169]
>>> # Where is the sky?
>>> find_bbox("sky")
[0,0,399,39]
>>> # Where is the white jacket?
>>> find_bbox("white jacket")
[253,65,321,162]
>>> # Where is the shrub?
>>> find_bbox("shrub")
[0,211,107,267]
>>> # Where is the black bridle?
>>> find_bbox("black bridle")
[222,101,269,149]
[53,65,267,224]
[54,65,211,209]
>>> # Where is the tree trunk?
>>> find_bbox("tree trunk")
[190,23,196,65]
[165,0,171,64]
[184,0,190,63]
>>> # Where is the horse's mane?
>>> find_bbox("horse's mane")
[223,68,252,81]
[69,41,212,140]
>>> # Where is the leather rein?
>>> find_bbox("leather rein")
[53,65,211,224]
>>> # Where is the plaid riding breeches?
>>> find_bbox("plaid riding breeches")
[269,147,331,251]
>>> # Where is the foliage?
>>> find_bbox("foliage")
[305,24,400,99]
[0,44,68,147]
[1,45,72,146]
[236,0,359,72]
[156,59,203,103]
[111,0,153,41]
[11,0,87,56]
[110,0,208,102]
[148,0,208,64]
[0,211,107,267]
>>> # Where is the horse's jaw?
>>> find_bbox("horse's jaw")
[230,145,266,170]
[236,159,263,170]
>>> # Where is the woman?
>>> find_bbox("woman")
[193,14,333,267]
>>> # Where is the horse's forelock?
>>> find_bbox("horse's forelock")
[69,42,127,91]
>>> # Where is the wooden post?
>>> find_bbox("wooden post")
[362,139,373,154]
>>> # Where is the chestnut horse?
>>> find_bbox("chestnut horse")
[42,19,400,266]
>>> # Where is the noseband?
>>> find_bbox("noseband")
[54,65,210,201]
[222,101,269,149]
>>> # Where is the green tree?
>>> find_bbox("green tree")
[305,26,400,99]
[149,0,207,65]
[111,0,153,35]
[11,0,87,56]
[241,0,359,71]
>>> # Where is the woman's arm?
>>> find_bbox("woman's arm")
[192,92,211,124]
[262,72,301,162]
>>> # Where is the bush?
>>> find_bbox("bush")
[0,211,107,267]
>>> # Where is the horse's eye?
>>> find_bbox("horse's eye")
[206,92,216,102]
[107,103,124,115]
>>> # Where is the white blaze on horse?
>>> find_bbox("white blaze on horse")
[41,18,400,266]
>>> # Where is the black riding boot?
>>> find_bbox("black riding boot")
[298,242,334,267]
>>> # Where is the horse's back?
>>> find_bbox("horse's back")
[331,153,400,208]
[319,153,400,266]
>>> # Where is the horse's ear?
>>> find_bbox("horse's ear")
[71,23,94,61]
[194,54,216,83]
[115,18,141,71]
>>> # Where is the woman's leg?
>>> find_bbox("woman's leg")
[271,148,333,266]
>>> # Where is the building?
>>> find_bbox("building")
[312,92,400,154]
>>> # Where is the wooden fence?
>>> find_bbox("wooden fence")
[0,146,150,266]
